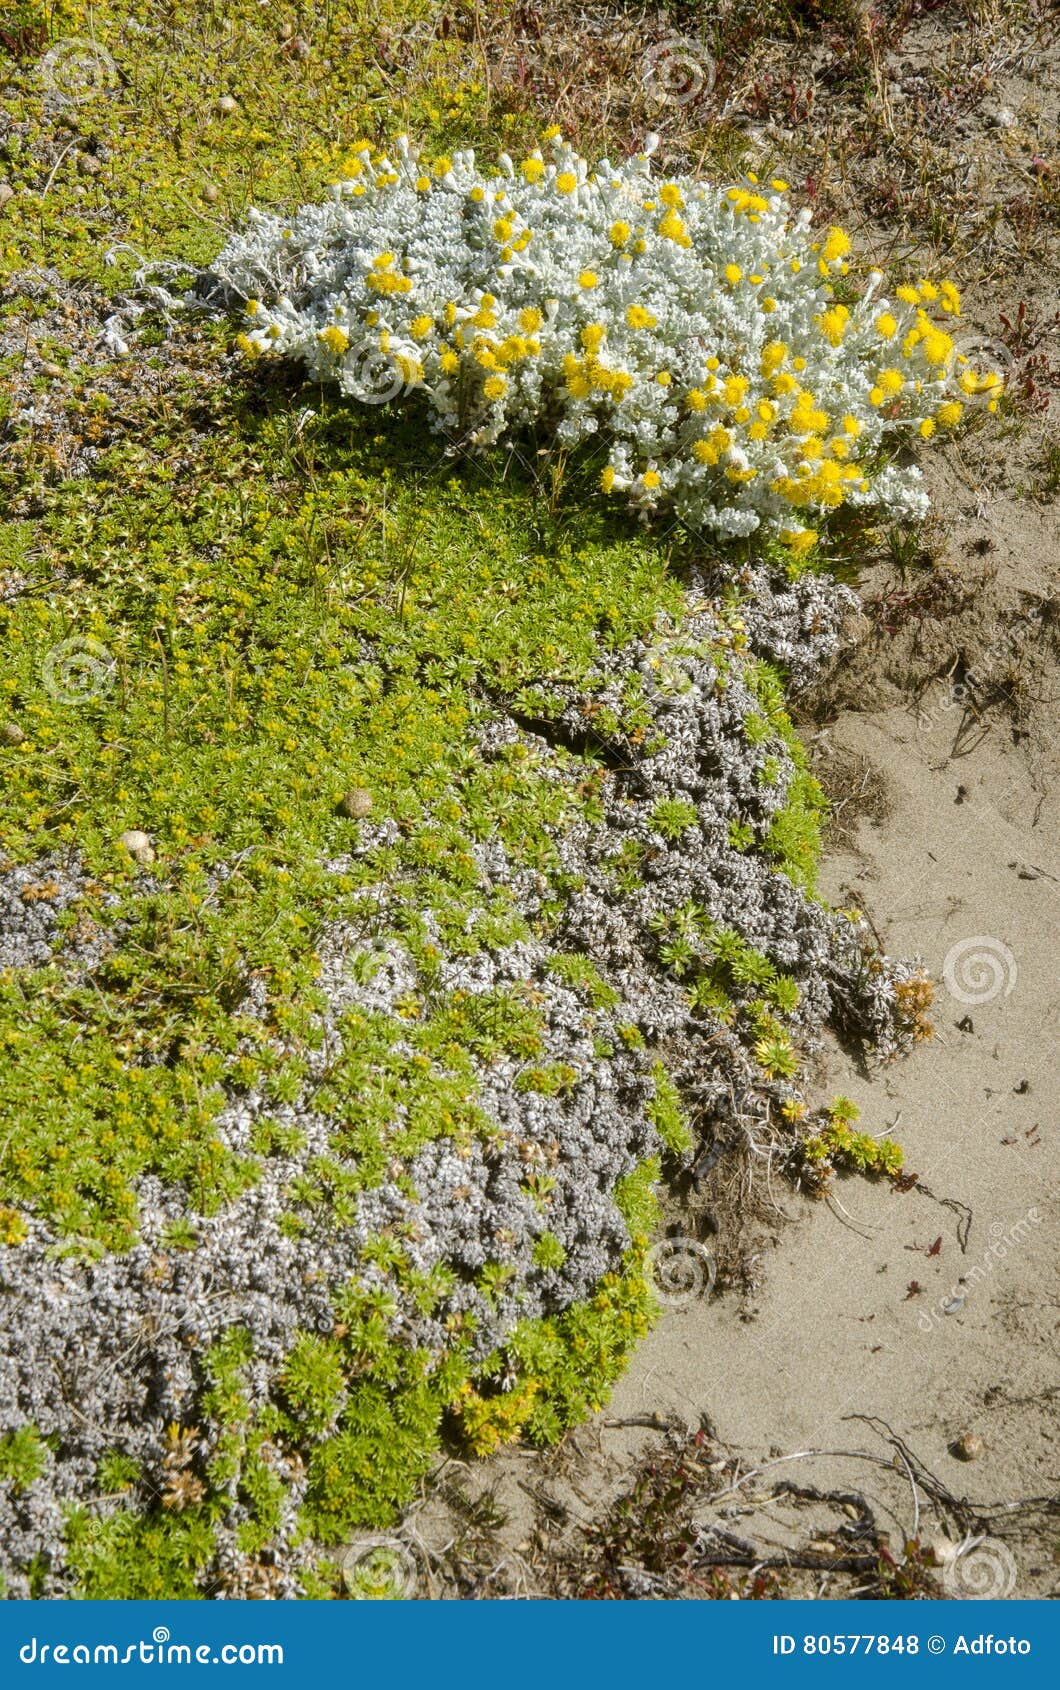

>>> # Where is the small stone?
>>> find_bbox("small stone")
[41,361,64,379]
[337,788,373,819]
[951,1431,984,1461]
[118,829,155,866]
[992,106,1017,129]
[0,182,13,208]
[202,183,219,203]
[1,721,25,746]
[77,152,101,176]
[216,94,239,115]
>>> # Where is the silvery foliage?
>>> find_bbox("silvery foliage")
[209,133,975,541]
[0,572,922,1595]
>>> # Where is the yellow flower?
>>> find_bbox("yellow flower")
[555,171,578,194]
[937,400,963,426]
[919,417,936,438]
[600,465,616,492]
[609,220,631,247]
[780,528,818,555]
[656,371,671,385]
[439,351,459,374]
[875,312,897,339]
[896,284,920,305]
[642,470,661,490]
[483,375,507,400]
[433,157,452,177]
[410,315,433,339]
[578,269,598,288]
[659,183,684,209]
[318,326,350,355]
[626,304,656,330]
[415,176,431,193]
[519,307,543,333]
[581,324,606,352]
[920,327,953,367]
[686,389,708,411]
[520,157,545,182]
[658,211,688,243]
[817,305,850,346]
[822,226,850,262]
[724,263,742,285]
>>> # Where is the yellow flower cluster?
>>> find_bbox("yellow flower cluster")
[219,133,1000,546]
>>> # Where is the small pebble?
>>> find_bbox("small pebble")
[942,1293,965,1315]
[992,106,1017,129]
[41,361,64,379]
[77,153,101,176]
[216,94,239,115]
[202,184,219,203]
[118,829,155,866]
[1,722,25,746]
[952,1431,984,1461]
[0,182,13,208]
[337,788,373,819]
